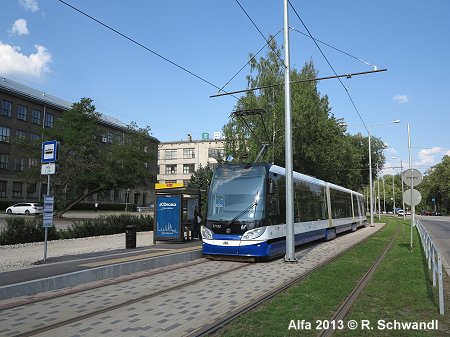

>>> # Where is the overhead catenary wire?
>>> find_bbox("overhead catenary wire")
[289,27,378,70]
[57,0,239,99]
[235,0,286,69]
[218,29,283,94]
[288,1,372,134]
[210,69,386,98]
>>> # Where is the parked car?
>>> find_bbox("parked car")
[397,210,404,216]
[432,211,441,216]
[6,203,43,215]
[420,210,432,216]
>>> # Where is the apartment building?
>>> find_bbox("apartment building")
[157,134,225,186]
[0,77,158,208]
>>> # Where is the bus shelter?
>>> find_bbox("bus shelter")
[153,183,202,243]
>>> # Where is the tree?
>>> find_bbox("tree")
[419,155,450,213]
[188,164,214,218]
[222,40,386,190]
[15,98,156,217]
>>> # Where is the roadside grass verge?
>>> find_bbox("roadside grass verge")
[336,217,450,336]
[213,217,448,337]
[213,222,396,337]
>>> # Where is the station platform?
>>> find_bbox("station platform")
[0,240,203,301]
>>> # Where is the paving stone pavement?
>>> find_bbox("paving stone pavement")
[0,224,383,337]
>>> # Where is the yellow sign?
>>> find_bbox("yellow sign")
[155,183,184,190]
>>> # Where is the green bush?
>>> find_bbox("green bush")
[68,203,137,211]
[58,214,153,240]
[0,216,58,245]
[0,214,152,245]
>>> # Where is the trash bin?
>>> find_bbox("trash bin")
[125,225,137,249]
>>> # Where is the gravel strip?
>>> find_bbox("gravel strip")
[0,231,154,272]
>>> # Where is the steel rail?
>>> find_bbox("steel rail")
[12,260,251,337]
[317,222,400,337]
[192,225,383,337]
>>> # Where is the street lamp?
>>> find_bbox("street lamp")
[368,120,400,226]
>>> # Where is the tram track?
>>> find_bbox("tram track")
[6,259,252,337]
[316,222,400,337]
[193,225,387,337]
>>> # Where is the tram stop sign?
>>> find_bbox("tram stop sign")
[404,189,422,206]
[402,169,422,187]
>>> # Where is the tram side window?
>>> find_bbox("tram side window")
[277,177,286,224]
[330,189,353,218]
[294,181,328,222]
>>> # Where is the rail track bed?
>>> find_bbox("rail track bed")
[0,224,383,337]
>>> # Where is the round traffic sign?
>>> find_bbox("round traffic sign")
[403,189,422,206]
[402,169,423,187]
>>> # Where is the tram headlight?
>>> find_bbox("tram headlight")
[242,227,266,240]
[201,226,213,240]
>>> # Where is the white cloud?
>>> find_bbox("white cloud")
[393,94,409,104]
[10,19,29,36]
[0,42,51,80]
[413,147,447,170]
[19,0,39,12]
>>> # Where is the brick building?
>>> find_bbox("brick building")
[0,77,158,208]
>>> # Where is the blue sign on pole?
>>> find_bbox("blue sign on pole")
[42,141,58,163]
[155,195,181,240]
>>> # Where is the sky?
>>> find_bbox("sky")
[1,0,450,176]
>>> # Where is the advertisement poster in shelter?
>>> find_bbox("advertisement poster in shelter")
[155,195,181,240]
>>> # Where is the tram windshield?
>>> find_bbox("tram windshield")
[207,165,266,222]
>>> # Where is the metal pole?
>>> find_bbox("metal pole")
[408,123,413,249]
[401,159,405,220]
[392,172,395,214]
[377,163,381,219]
[382,176,386,214]
[438,254,445,315]
[44,174,50,261]
[283,0,296,262]
[368,134,374,226]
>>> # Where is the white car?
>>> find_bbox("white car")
[6,203,43,215]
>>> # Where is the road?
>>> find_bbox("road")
[418,215,450,276]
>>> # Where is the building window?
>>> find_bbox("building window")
[208,148,225,158]
[1,100,12,117]
[14,157,25,171]
[44,113,54,128]
[0,153,9,169]
[17,105,27,121]
[107,132,113,143]
[0,126,10,142]
[157,165,160,174]
[12,182,23,198]
[27,183,37,198]
[165,149,177,160]
[16,130,26,139]
[32,109,41,124]
[183,164,195,174]
[165,164,177,174]
[0,181,7,197]
[28,157,38,168]
[31,133,41,142]
[183,148,195,159]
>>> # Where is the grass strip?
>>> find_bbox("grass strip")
[336,217,449,336]
[213,222,396,337]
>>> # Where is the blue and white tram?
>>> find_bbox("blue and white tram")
[201,163,366,259]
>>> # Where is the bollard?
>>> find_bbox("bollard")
[125,225,137,249]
